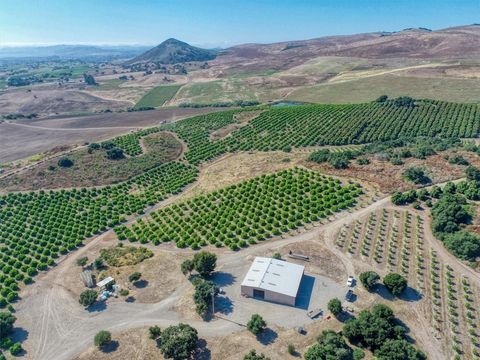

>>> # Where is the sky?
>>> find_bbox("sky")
[0,0,478,47]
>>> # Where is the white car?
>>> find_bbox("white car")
[347,276,355,287]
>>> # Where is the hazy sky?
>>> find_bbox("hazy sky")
[0,0,478,47]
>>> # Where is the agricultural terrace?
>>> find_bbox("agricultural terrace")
[335,208,480,359]
[107,99,480,165]
[114,168,363,250]
[0,162,197,305]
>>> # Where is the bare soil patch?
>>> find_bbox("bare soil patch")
[188,151,305,197]
[0,107,227,163]
[0,85,130,117]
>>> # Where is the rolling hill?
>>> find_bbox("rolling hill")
[127,38,217,64]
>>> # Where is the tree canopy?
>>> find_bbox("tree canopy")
[343,304,406,351]
[0,312,16,339]
[192,251,217,277]
[79,289,97,307]
[247,314,266,335]
[327,298,342,317]
[359,271,380,291]
[304,330,352,360]
[383,273,407,296]
[159,323,198,360]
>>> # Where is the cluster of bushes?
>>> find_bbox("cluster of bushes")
[179,100,260,108]
[126,106,155,112]
[304,304,423,360]
[402,166,431,185]
[343,304,425,359]
[0,312,23,356]
[394,166,480,262]
[308,149,360,169]
[88,142,125,160]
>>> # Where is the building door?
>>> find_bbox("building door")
[253,289,265,299]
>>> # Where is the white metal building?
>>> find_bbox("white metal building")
[241,257,305,306]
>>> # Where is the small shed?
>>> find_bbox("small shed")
[241,257,304,306]
[97,276,114,289]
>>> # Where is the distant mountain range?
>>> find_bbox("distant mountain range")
[0,45,151,60]
[127,38,217,64]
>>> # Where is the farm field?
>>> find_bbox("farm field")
[114,168,363,249]
[288,74,480,104]
[334,207,480,359]
[116,100,480,165]
[134,84,183,108]
[0,161,197,303]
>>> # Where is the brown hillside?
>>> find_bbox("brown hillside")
[213,25,480,73]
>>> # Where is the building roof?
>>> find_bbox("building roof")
[97,276,114,288]
[241,257,305,297]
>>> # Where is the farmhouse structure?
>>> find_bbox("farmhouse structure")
[241,257,305,306]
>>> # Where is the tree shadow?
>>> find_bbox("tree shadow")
[101,340,119,353]
[375,284,395,301]
[337,311,355,323]
[375,284,422,302]
[11,327,29,343]
[211,272,236,287]
[398,287,423,302]
[295,275,315,310]
[88,301,107,312]
[134,280,149,288]
[195,339,211,360]
[215,296,234,315]
[257,328,278,345]
[125,296,136,303]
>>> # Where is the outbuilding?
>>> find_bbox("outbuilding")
[241,257,305,306]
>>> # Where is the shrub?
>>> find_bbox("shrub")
[76,257,88,267]
[287,344,295,355]
[383,273,407,296]
[375,95,388,103]
[357,158,370,165]
[94,330,111,348]
[449,155,469,166]
[327,298,342,317]
[128,272,142,283]
[159,323,198,360]
[181,260,194,276]
[148,325,162,339]
[359,271,380,291]
[93,258,104,270]
[79,290,97,307]
[9,342,22,356]
[402,167,430,184]
[57,157,74,168]
[106,147,124,160]
[119,289,129,296]
[247,314,266,335]
[244,350,270,360]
